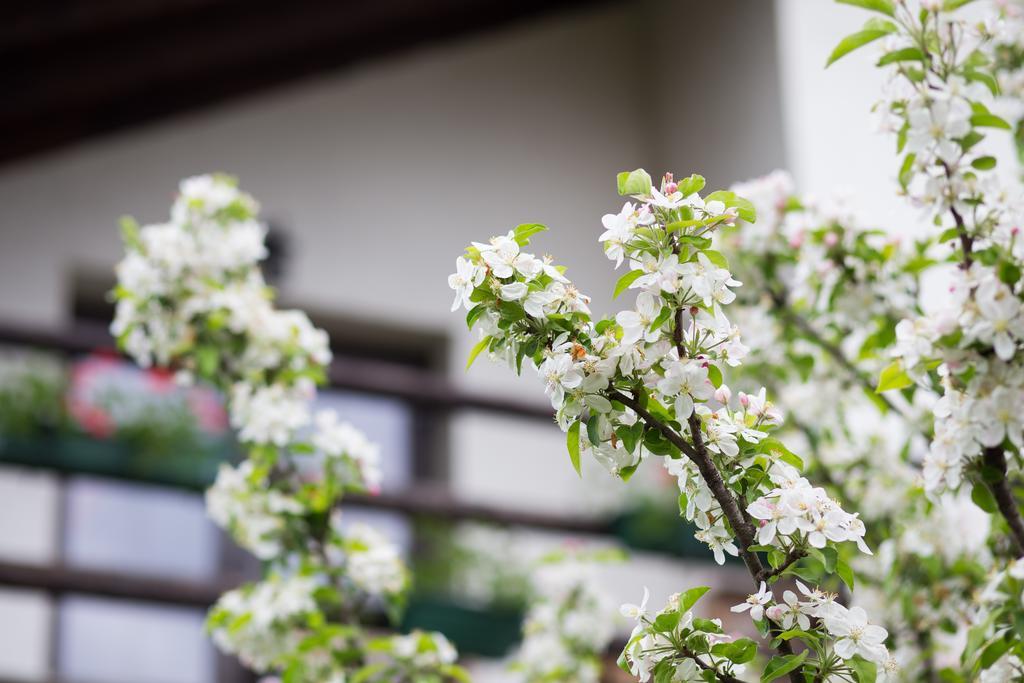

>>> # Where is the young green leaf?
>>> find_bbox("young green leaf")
[677,174,706,196]
[837,0,895,16]
[876,360,914,392]
[614,269,644,298]
[566,420,582,476]
[679,586,711,613]
[617,168,653,196]
[971,156,997,170]
[826,18,899,67]
[837,557,856,591]
[847,656,877,683]
[512,223,548,246]
[971,113,1011,130]
[465,336,491,370]
[877,47,925,66]
[762,651,808,682]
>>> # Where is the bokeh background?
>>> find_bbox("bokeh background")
[0,1,972,681]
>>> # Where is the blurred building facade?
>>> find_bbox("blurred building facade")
[0,1,917,680]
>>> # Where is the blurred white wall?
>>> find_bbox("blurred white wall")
[0,1,787,678]
[775,0,1019,237]
[0,0,784,511]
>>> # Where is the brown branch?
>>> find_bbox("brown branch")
[608,389,761,577]
[607,388,801,681]
[982,447,1024,558]
[762,548,808,582]
[942,165,1024,557]
[681,644,743,683]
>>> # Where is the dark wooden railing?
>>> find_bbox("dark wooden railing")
[0,322,621,609]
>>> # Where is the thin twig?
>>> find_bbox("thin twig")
[764,285,905,417]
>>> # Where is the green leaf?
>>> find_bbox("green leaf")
[971,113,1011,130]
[679,586,711,613]
[998,260,1022,286]
[965,68,1001,97]
[877,47,924,65]
[711,638,758,664]
[971,156,997,170]
[971,483,998,513]
[980,636,1012,668]
[466,303,488,329]
[677,174,706,196]
[943,0,977,8]
[586,413,601,449]
[707,364,723,388]
[1016,118,1024,166]
[876,360,913,392]
[196,345,219,378]
[613,269,644,298]
[762,651,808,682]
[703,249,729,269]
[837,558,856,591]
[837,0,895,15]
[650,306,673,332]
[704,190,756,223]
[119,216,142,251]
[826,18,899,67]
[653,611,682,633]
[465,336,491,370]
[566,420,582,476]
[512,223,547,246]
[617,168,653,196]
[848,656,878,683]
[759,437,804,469]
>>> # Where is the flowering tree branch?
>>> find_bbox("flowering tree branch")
[834,0,1024,676]
[112,176,465,682]
[451,168,891,681]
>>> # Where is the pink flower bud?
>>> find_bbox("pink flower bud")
[738,392,750,408]
[665,182,678,194]
[715,385,732,404]
[824,231,839,247]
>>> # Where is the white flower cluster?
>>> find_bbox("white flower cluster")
[620,587,751,682]
[209,574,320,671]
[733,581,896,675]
[335,522,408,597]
[870,1,1024,496]
[893,266,1024,494]
[747,462,871,554]
[451,168,884,680]
[512,559,617,683]
[114,175,459,681]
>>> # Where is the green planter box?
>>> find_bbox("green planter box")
[611,501,742,564]
[402,596,524,658]
[0,433,234,491]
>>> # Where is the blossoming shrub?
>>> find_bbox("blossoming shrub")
[831,0,1024,678]
[113,175,465,682]
[449,169,892,681]
[722,170,1001,678]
